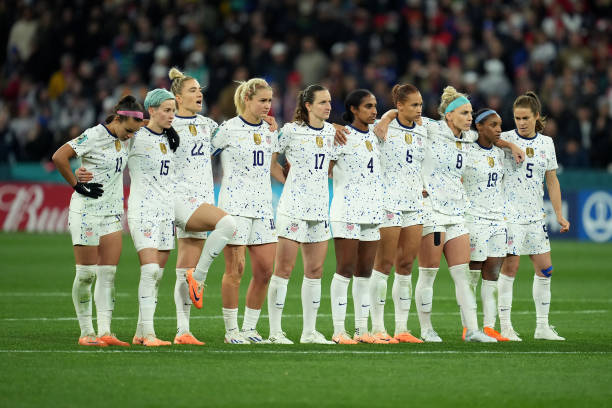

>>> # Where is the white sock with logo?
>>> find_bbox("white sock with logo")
[73,265,96,337]
[449,263,478,332]
[369,270,388,333]
[352,276,371,336]
[481,279,498,329]
[498,274,515,330]
[392,273,412,334]
[222,307,239,334]
[267,275,289,335]
[174,268,191,336]
[330,273,351,335]
[138,263,159,338]
[242,306,261,332]
[301,277,321,334]
[533,274,552,328]
[94,265,116,336]
[194,215,236,282]
[415,267,438,332]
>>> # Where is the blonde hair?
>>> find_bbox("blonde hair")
[233,78,272,115]
[168,67,195,96]
[438,86,468,118]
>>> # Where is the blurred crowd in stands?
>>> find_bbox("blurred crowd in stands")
[1,0,611,170]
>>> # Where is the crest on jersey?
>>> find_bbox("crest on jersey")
[266,135,271,144]
[160,143,167,154]
[456,141,462,150]
[76,134,88,145]
[526,147,534,158]
[115,140,121,152]
[189,125,197,136]
[316,136,324,148]
[487,157,494,167]
[254,133,262,145]
[405,133,413,144]
[365,140,373,152]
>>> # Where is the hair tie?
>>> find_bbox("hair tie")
[445,96,470,113]
[475,109,497,124]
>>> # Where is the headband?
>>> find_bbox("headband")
[116,110,144,120]
[475,109,498,124]
[444,96,470,113]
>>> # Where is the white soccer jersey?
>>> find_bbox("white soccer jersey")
[127,127,174,220]
[330,125,384,224]
[463,141,506,222]
[68,124,129,215]
[420,118,471,217]
[212,116,278,218]
[276,121,336,221]
[380,118,427,212]
[501,130,558,224]
[171,114,218,204]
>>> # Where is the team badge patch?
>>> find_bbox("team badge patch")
[115,140,121,152]
[456,141,462,150]
[346,224,355,231]
[253,133,262,145]
[365,140,373,152]
[160,143,167,154]
[526,147,534,158]
[487,157,494,167]
[316,136,324,148]
[266,135,271,144]
[189,125,197,136]
[76,134,88,145]
[405,133,413,144]
[290,223,299,232]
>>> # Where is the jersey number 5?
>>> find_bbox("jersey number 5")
[526,162,533,178]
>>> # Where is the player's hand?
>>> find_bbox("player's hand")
[510,144,525,164]
[373,109,397,141]
[75,167,93,182]
[422,190,429,198]
[283,160,291,178]
[557,216,570,233]
[262,115,278,132]
[165,126,180,152]
[332,123,349,145]
[73,182,103,199]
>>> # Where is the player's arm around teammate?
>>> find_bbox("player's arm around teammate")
[211,78,279,344]
[166,68,237,346]
[128,89,179,347]
[498,92,569,341]
[368,84,426,344]
[266,85,336,345]
[52,95,144,347]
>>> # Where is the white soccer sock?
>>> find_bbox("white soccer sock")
[193,215,236,282]
[533,274,552,328]
[94,265,116,336]
[267,275,289,335]
[330,273,350,335]
[392,273,412,334]
[369,270,388,333]
[138,263,159,338]
[498,274,515,329]
[352,276,371,336]
[449,263,478,332]
[242,306,261,331]
[222,307,239,333]
[301,276,321,334]
[73,265,96,337]
[415,267,438,332]
[174,268,191,336]
[481,279,498,329]
[460,269,481,327]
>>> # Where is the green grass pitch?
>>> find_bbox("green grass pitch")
[1,233,611,407]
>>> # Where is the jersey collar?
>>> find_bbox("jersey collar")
[175,114,197,119]
[239,116,263,127]
[476,139,493,150]
[144,126,164,136]
[101,124,117,138]
[348,124,369,134]
[515,129,538,140]
[396,117,415,130]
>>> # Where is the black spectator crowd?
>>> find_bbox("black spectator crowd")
[1,0,611,170]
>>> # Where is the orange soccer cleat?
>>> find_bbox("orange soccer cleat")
[174,332,205,345]
[484,327,510,342]
[99,334,130,347]
[186,268,204,309]
[78,336,108,347]
[332,332,358,345]
[143,337,172,347]
[354,332,389,344]
[373,331,400,344]
[394,331,424,343]
[132,336,144,345]
[462,327,467,341]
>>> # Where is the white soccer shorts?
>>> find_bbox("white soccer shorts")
[128,217,175,252]
[69,211,123,246]
[331,221,380,241]
[276,213,331,243]
[467,221,508,261]
[229,215,278,246]
[380,210,424,228]
[506,220,551,256]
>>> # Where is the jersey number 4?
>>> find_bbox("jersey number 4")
[367,157,374,173]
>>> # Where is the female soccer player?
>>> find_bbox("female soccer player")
[368,84,426,344]
[167,68,237,346]
[266,84,336,345]
[329,89,387,344]
[497,92,570,341]
[52,95,144,346]
[462,108,510,341]
[128,88,180,347]
[211,78,285,344]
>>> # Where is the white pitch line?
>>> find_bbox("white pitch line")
[0,309,608,322]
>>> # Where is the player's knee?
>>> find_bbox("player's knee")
[540,265,553,278]
[379,258,394,274]
[336,263,355,278]
[305,264,323,279]
[396,259,414,275]
[216,214,237,238]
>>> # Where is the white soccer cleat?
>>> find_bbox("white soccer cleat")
[501,326,523,342]
[300,330,335,345]
[268,331,294,344]
[534,325,565,341]
[420,328,443,342]
[240,329,271,344]
[224,330,249,344]
[465,330,498,343]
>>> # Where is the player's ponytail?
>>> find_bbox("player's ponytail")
[391,83,419,106]
[342,89,373,124]
[233,78,272,116]
[105,95,144,124]
[293,84,327,125]
[168,67,195,97]
[513,91,546,133]
[438,86,469,118]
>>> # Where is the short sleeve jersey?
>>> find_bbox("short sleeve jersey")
[379,118,427,212]
[127,127,174,220]
[330,125,384,224]
[421,118,471,217]
[68,124,129,215]
[501,130,558,224]
[211,116,278,218]
[171,114,218,204]
[276,122,336,221]
[463,141,506,222]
